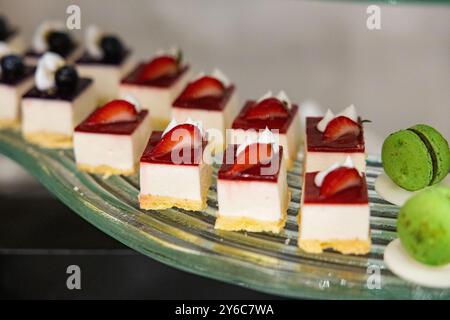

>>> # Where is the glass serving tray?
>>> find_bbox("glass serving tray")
[1,129,448,300]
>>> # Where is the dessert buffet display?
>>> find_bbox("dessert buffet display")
[0,14,449,298]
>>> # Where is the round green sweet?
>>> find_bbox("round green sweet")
[382,130,433,191]
[397,187,450,266]
[410,124,450,185]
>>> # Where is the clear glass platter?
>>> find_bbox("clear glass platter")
[1,129,448,299]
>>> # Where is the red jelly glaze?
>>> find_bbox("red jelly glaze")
[218,145,283,182]
[303,172,368,204]
[306,117,365,152]
[140,131,208,166]
[231,101,298,134]
[172,85,235,111]
[75,110,148,135]
[121,63,190,88]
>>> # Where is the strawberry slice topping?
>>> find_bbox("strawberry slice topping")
[150,124,202,157]
[319,167,362,198]
[137,55,179,82]
[244,98,289,120]
[323,116,361,141]
[85,100,138,125]
[180,76,225,100]
[225,143,273,177]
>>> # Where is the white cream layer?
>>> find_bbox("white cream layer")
[299,203,370,240]
[217,160,288,222]
[73,114,151,171]
[21,83,97,136]
[77,54,136,103]
[140,161,209,201]
[0,76,34,122]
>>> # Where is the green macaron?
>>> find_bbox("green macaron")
[397,186,450,266]
[382,124,450,191]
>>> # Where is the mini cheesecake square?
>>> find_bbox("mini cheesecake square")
[216,145,290,233]
[120,64,191,130]
[21,78,96,148]
[229,101,300,169]
[76,50,135,103]
[298,171,371,255]
[139,131,212,211]
[172,83,239,153]
[304,117,366,173]
[74,110,151,176]
[0,66,34,129]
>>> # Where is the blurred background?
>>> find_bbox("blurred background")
[0,0,449,298]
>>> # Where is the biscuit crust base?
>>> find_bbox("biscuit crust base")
[0,119,20,130]
[298,238,371,255]
[139,194,207,211]
[139,165,212,211]
[215,192,291,234]
[24,131,73,149]
[77,163,136,178]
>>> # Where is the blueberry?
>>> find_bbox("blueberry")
[55,65,79,94]
[0,55,25,82]
[100,35,124,63]
[47,31,74,57]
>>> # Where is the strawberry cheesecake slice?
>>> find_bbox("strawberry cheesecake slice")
[120,48,191,130]
[25,21,82,65]
[304,105,366,173]
[229,91,300,169]
[299,157,371,255]
[0,43,34,129]
[0,15,25,53]
[76,25,135,103]
[139,119,213,211]
[216,130,290,233]
[21,53,96,148]
[74,98,151,176]
[172,69,239,153]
